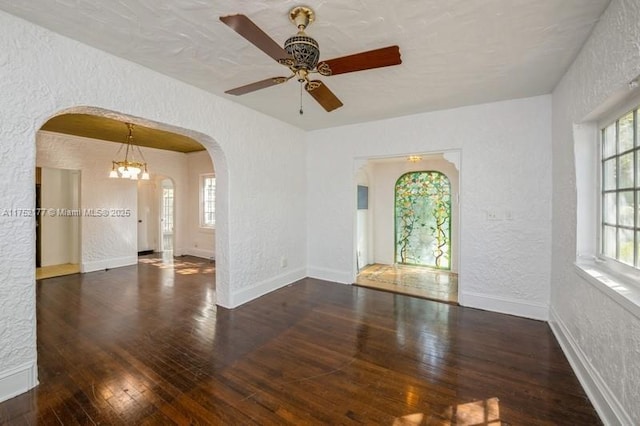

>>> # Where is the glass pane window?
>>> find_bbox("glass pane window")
[619,191,635,227]
[619,112,634,153]
[619,229,634,266]
[601,108,639,269]
[603,193,616,225]
[637,150,640,187]
[603,123,616,158]
[202,175,216,227]
[603,159,616,191]
[162,188,174,233]
[619,152,634,188]
[603,226,616,258]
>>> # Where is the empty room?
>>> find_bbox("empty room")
[0,1,638,424]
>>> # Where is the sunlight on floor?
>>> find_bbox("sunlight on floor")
[138,255,215,275]
[356,263,458,303]
[393,397,501,425]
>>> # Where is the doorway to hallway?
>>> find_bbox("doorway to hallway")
[354,152,460,304]
[35,166,81,280]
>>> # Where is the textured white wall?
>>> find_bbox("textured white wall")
[307,95,552,320]
[550,0,640,423]
[370,156,460,272]
[0,10,306,401]
[40,167,79,266]
[185,151,215,259]
[37,131,190,272]
[355,167,370,269]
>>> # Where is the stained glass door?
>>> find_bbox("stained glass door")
[394,171,451,269]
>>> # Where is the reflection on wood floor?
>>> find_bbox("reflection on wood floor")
[356,263,458,304]
[35,263,80,280]
[0,261,600,424]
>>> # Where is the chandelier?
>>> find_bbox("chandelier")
[109,123,149,180]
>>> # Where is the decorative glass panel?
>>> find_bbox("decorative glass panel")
[619,228,634,265]
[603,193,616,225]
[619,191,634,227]
[619,152,634,188]
[603,225,616,258]
[395,171,451,269]
[603,159,617,191]
[603,124,616,158]
[619,112,634,152]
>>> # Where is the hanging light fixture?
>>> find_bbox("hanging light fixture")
[109,123,150,180]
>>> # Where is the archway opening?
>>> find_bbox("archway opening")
[354,152,460,304]
[35,110,223,286]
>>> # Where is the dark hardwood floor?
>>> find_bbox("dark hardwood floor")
[0,255,600,425]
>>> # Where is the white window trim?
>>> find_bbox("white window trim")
[200,173,215,230]
[596,100,640,278]
[575,260,640,320]
[573,89,640,320]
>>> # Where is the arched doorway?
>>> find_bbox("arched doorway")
[34,108,226,299]
[394,171,451,269]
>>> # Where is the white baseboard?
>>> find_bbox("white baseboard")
[183,248,215,260]
[0,362,37,403]
[307,266,353,284]
[460,291,548,320]
[549,307,631,425]
[229,267,306,308]
[81,256,137,273]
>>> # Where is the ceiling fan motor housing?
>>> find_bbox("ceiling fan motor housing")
[284,34,320,70]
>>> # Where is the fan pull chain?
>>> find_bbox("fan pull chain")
[299,83,304,115]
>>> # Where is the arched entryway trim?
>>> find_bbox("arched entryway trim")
[35,105,230,305]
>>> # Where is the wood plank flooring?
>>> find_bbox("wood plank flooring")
[0,255,600,425]
[356,263,458,303]
[35,263,81,280]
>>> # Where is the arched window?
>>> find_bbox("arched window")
[395,171,451,269]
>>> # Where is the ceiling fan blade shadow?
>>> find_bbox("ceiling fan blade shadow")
[318,46,401,76]
[225,77,289,96]
[220,14,290,62]
[305,80,343,112]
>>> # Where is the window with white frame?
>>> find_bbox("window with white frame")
[600,107,640,270]
[201,174,215,228]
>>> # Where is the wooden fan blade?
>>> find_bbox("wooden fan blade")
[317,45,401,76]
[225,77,289,96]
[305,80,343,112]
[220,14,290,62]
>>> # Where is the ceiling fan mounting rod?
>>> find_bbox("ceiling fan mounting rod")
[289,6,315,31]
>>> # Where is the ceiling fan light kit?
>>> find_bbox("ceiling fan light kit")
[220,6,402,113]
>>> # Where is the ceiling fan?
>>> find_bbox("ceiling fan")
[220,6,402,113]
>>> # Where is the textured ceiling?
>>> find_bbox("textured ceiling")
[0,0,610,130]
